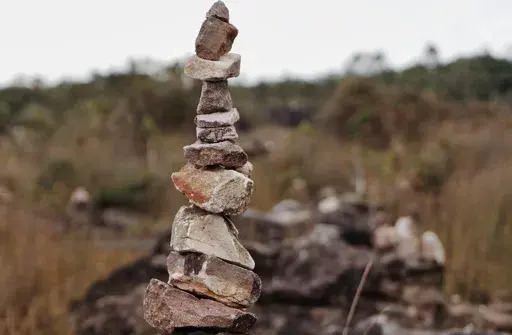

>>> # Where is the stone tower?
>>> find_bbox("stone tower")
[143,2,260,334]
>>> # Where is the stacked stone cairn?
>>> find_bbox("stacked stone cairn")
[143,2,261,334]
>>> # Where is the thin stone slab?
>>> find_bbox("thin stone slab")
[197,81,233,114]
[143,279,256,334]
[195,108,239,128]
[207,1,229,22]
[172,163,253,215]
[236,161,254,178]
[171,206,255,270]
[196,126,238,143]
[185,54,241,81]
[196,16,238,61]
[167,252,262,308]
[184,141,248,169]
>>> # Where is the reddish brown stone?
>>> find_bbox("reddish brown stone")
[207,1,230,22]
[143,279,256,334]
[171,163,253,215]
[196,16,238,61]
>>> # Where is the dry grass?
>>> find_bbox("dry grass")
[0,205,142,335]
[1,103,512,334]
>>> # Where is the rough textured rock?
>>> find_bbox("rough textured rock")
[143,279,256,334]
[167,252,261,308]
[318,193,374,247]
[171,163,253,215]
[479,305,512,331]
[171,206,255,270]
[184,53,241,81]
[258,224,376,305]
[196,126,238,143]
[207,1,229,22]
[197,81,233,114]
[195,16,238,61]
[195,108,240,128]
[236,161,254,177]
[184,140,248,169]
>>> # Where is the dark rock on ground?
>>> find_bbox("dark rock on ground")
[69,196,512,335]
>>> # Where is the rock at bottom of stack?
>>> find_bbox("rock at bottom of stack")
[144,279,256,334]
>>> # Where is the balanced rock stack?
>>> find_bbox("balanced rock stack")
[143,2,261,334]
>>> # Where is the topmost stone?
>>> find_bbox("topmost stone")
[207,1,229,22]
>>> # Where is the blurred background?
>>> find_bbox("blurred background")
[1,1,512,334]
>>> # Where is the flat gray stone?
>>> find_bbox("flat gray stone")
[197,81,233,114]
[171,206,255,270]
[143,279,256,334]
[196,126,238,143]
[196,16,238,61]
[167,252,261,308]
[184,54,241,81]
[207,1,229,22]
[195,108,240,128]
[184,141,248,169]
[171,163,253,215]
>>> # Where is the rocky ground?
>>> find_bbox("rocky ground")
[69,193,512,335]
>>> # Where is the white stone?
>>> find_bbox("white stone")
[184,53,241,81]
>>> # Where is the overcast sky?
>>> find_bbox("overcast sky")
[1,0,511,85]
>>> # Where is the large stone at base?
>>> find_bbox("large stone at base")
[197,81,233,114]
[167,252,261,308]
[171,206,255,270]
[184,141,248,169]
[185,54,241,81]
[143,279,256,334]
[171,164,253,215]
[195,16,238,61]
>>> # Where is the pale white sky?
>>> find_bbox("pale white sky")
[1,0,511,85]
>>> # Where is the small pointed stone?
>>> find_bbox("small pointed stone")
[167,252,262,308]
[184,141,248,169]
[207,1,230,22]
[185,54,241,81]
[196,126,238,143]
[172,163,253,215]
[196,16,238,61]
[143,279,256,334]
[197,81,233,114]
[195,108,239,128]
[171,206,255,270]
